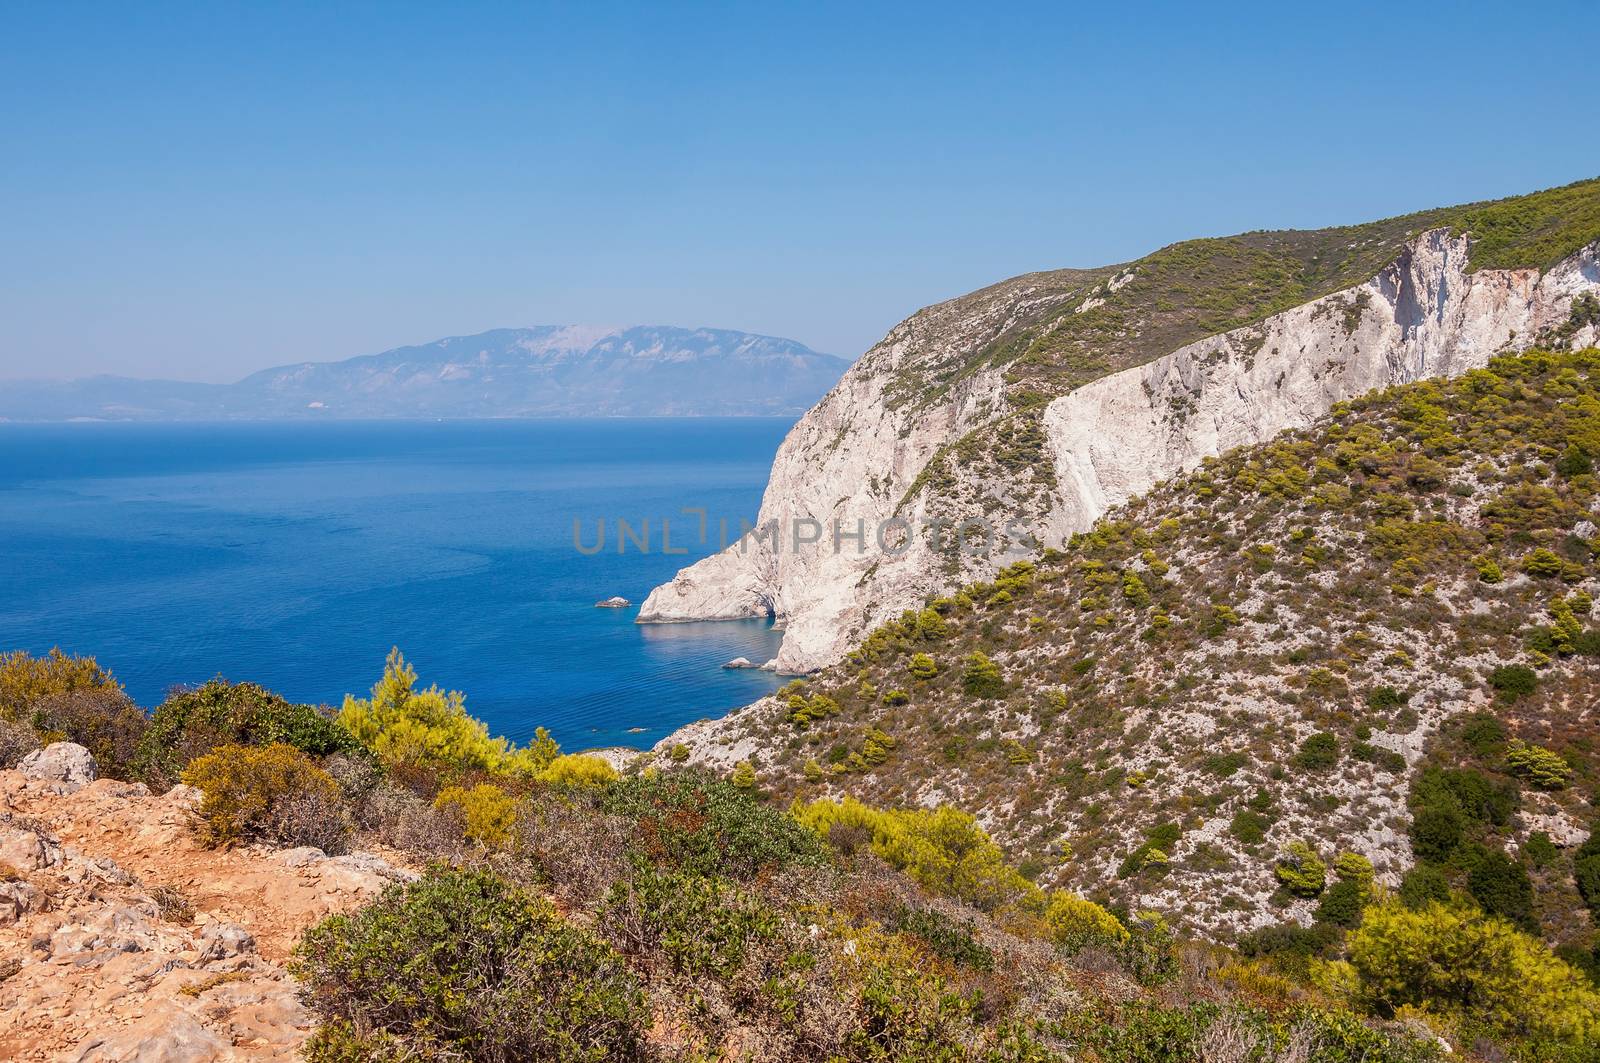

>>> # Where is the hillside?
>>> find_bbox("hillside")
[661,346,1600,954]
[0,325,848,420]
[3,650,1594,1061]
[640,178,1600,672]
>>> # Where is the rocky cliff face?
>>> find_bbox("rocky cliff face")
[641,228,1600,673]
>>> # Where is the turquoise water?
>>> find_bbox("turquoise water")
[0,420,789,750]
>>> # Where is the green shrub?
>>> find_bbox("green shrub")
[605,863,779,978]
[601,770,823,879]
[1315,878,1367,928]
[181,742,351,852]
[1274,840,1327,897]
[136,678,365,788]
[960,651,1005,698]
[1489,664,1539,702]
[730,759,756,789]
[1409,806,1465,863]
[1398,864,1452,909]
[1229,809,1271,845]
[907,652,940,680]
[1467,847,1537,933]
[1294,732,1340,771]
[1505,740,1572,789]
[668,742,690,763]
[294,866,647,1061]
[1571,831,1600,918]
[891,905,994,970]
[1522,547,1565,577]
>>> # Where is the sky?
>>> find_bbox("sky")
[2,2,1597,383]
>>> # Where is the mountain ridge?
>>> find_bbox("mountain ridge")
[0,325,847,421]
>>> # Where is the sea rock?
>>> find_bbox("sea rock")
[18,742,97,788]
[594,596,632,608]
[721,657,756,669]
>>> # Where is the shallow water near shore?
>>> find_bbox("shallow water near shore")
[0,419,789,750]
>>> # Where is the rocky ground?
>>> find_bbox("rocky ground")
[0,744,412,1062]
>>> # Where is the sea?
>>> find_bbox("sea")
[0,419,790,751]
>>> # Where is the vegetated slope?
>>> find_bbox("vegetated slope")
[890,176,1600,414]
[667,345,1600,949]
[640,177,1600,672]
[9,646,1600,1057]
[0,325,848,420]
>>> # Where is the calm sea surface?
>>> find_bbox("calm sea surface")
[0,419,789,750]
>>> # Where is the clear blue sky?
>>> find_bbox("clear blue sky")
[3,1,1596,382]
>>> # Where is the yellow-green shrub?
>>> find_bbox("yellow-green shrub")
[538,753,618,788]
[433,783,519,848]
[1043,891,1127,947]
[792,796,1039,912]
[338,649,558,777]
[182,742,349,851]
[0,649,122,721]
[1348,898,1600,1044]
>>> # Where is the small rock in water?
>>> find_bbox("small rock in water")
[594,596,632,608]
[721,656,755,669]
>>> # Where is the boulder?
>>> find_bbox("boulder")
[18,742,97,787]
[721,656,756,669]
[594,595,632,608]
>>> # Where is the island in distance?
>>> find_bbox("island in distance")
[0,325,849,421]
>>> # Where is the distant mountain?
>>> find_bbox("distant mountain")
[0,326,849,421]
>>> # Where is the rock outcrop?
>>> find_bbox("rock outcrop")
[0,770,409,1061]
[642,226,1600,674]
[18,742,97,790]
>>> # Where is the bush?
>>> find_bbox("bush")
[1398,864,1452,909]
[730,759,756,789]
[294,866,647,1062]
[30,688,148,779]
[601,769,823,880]
[603,862,779,978]
[433,783,519,849]
[1489,664,1538,702]
[0,649,122,721]
[793,796,1038,913]
[890,906,994,970]
[1314,878,1367,928]
[1349,899,1600,1044]
[1274,840,1327,897]
[182,743,351,853]
[1044,891,1128,948]
[1408,806,1465,863]
[907,653,940,680]
[1505,740,1572,789]
[1467,847,1537,932]
[960,651,1005,698]
[1294,732,1340,772]
[136,679,364,788]
[539,753,618,788]
[1572,831,1600,918]
[1522,547,1565,577]
[338,650,556,777]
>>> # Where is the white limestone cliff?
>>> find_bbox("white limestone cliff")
[640,231,1600,673]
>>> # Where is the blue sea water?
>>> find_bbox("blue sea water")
[0,419,790,751]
